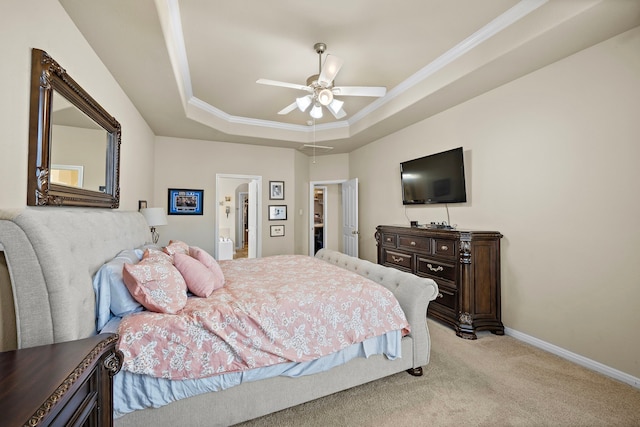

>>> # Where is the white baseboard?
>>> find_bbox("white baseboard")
[504,327,639,389]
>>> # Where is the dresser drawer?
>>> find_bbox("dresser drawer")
[383,249,413,271]
[433,238,456,258]
[380,233,396,247]
[416,257,456,281]
[433,284,457,311]
[398,235,430,253]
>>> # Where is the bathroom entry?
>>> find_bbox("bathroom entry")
[215,174,262,260]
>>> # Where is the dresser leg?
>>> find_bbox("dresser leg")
[455,328,478,340]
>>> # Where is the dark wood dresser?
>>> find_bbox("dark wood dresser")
[376,225,504,339]
[0,334,123,427]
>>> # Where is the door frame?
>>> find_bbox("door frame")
[216,174,262,259]
[309,179,351,256]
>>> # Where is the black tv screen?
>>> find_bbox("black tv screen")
[400,147,467,205]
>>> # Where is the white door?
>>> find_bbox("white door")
[248,179,258,258]
[342,178,359,257]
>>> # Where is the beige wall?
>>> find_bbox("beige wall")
[153,137,297,256]
[324,184,343,252]
[309,153,350,181]
[293,150,310,254]
[350,26,640,379]
[0,0,155,211]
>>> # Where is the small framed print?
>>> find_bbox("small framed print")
[268,205,287,221]
[270,225,285,237]
[138,200,147,211]
[168,188,204,215]
[269,181,284,200]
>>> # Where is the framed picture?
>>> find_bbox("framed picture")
[269,181,285,200]
[270,225,285,237]
[168,188,204,215]
[138,200,147,211]
[268,205,287,221]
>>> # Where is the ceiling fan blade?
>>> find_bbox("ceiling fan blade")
[257,79,310,92]
[318,55,344,87]
[278,101,298,115]
[332,86,386,97]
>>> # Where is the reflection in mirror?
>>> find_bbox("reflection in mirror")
[50,164,84,187]
[27,48,121,208]
[50,93,107,191]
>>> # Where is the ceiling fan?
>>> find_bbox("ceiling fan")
[257,42,386,120]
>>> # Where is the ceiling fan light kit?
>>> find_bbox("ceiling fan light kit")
[310,103,323,119]
[317,88,333,105]
[296,95,312,112]
[328,99,345,117]
[257,42,386,121]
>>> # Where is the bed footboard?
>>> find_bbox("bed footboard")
[315,249,438,369]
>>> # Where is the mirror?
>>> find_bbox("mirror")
[27,48,121,208]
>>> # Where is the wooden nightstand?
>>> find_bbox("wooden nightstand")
[0,333,122,426]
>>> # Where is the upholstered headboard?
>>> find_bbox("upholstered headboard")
[0,207,149,350]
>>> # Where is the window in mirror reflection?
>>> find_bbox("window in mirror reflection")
[50,164,84,187]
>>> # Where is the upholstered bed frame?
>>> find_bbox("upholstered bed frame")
[0,207,438,426]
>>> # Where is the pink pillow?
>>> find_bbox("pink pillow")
[189,246,225,289]
[163,240,190,257]
[173,253,216,297]
[144,248,172,263]
[122,258,187,314]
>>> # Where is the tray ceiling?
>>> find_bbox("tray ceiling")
[60,0,640,154]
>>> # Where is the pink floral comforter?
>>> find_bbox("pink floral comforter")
[117,255,409,380]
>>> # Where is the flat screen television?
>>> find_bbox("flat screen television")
[400,147,467,205]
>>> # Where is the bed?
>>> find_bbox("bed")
[0,207,439,426]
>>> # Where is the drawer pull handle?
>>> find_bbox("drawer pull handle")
[391,256,404,263]
[440,245,448,251]
[437,292,443,298]
[410,241,416,246]
[386,237,392,242]
[427,263,443,272]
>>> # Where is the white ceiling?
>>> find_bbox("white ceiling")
[60,0,640,154]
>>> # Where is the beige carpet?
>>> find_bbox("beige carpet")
[236,320,640,427]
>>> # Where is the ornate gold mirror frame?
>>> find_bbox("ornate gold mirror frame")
[27,48,121,208]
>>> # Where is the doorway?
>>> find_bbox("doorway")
[309,178,359,257]
[215,174,262,260]
[313,186,327,254]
